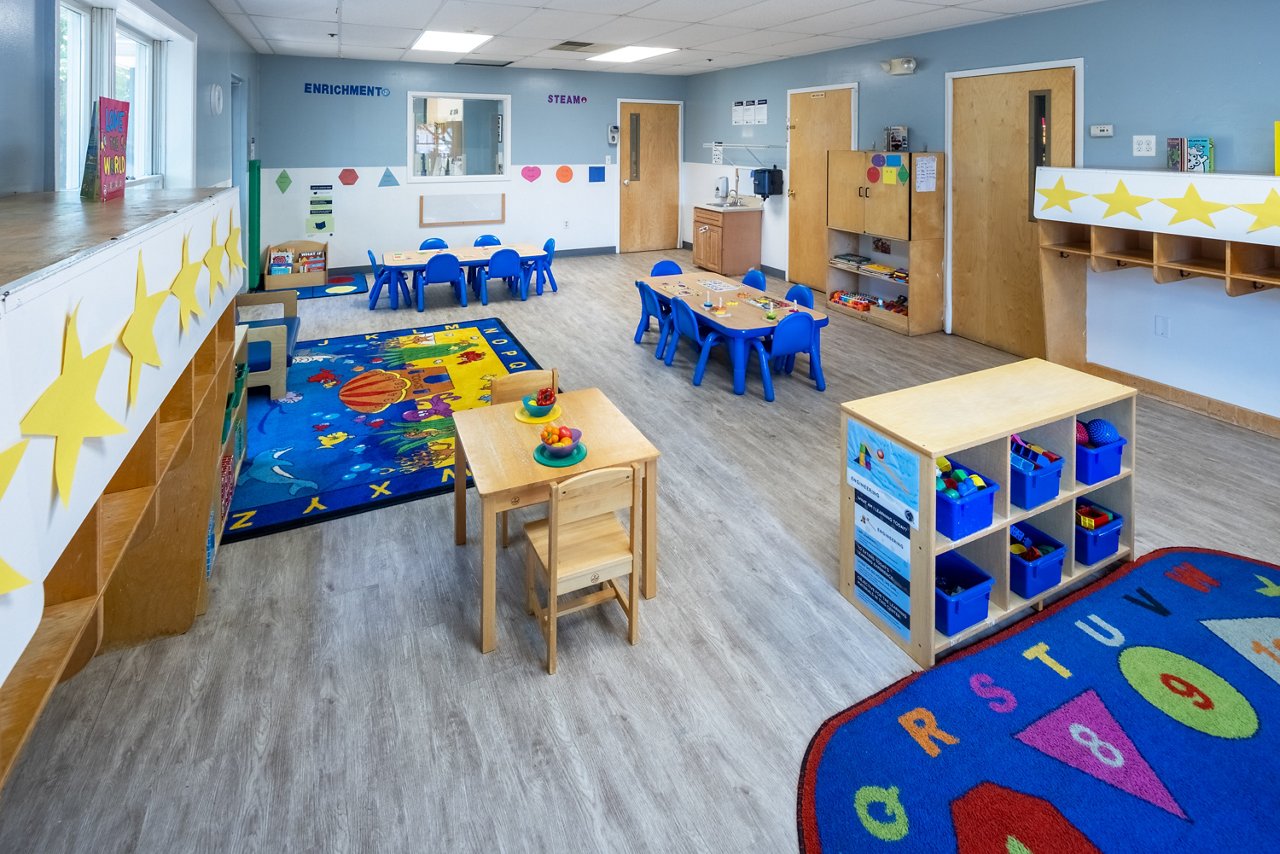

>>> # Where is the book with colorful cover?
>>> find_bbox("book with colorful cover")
[1184,136,1214,172]
[1166,137,1185,171]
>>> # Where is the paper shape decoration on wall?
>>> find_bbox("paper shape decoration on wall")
[0,441,31,595]
[556,166,573,183]
[521,166,541,182]
[1037,176,1088,213]
[276,170,293,193]
[339,168,359,186]
[170,233,207,333]
[20,310,127,505]
[0,559,31,596]
[203,216,228,295]
[379,168,399,187]
[1237,189,1280,233]
[1093,180,1154,220]
[224,211,247,271]
[120,252,171,406]
[1160,184,1228,227]
[588,166,605,183]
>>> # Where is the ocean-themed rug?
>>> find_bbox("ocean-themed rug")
[292,271,370,300]
[798,548,1280,852]
[223,318,538,542]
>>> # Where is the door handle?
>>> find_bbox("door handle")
[787,188,795,198]
[623,179,631,186]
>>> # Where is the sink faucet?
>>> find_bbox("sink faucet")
[726,189,739,206]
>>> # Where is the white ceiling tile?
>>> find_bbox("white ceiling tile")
[340,23,424,48]
[341,0,441,29]
[208,0,245,13]
[248,37,273,53]
[509,8,620,39]
[401,50,472,64]
[340,45,410,60]
[630,0,760,23]
[695,29,802,54]
[646,23,753,49]
[239,0,337,21]
[701,0,850,31]
[219,12,264,42]
[766,33,873,56]
[840,5,999,38]
[959,0,1098,12]
[426,1,537,34]
[471,36,561,56]
[252,16,342,41]
[570,16,684,44]
[267,39,341,56]
[783,0,946,35]
[541,0,651,12]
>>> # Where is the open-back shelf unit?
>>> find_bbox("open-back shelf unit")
[838,359,1136,668]
[0,304,243,789]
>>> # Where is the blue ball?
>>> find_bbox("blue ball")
[1086,418,1120,446]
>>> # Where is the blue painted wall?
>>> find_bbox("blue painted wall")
[256,55,686,168]
[0,0,55,194]
[686,0,1280,173]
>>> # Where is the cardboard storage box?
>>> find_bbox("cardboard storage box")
[263,240,327,289]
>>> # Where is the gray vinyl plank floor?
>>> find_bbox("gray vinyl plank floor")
[3,249,1278,852]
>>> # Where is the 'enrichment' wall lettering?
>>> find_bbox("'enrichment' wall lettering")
[304,83,391,97]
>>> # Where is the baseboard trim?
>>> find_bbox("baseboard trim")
[1085,362,1280,439]
[557,245,616,257]
[761,264,785,280]
[681,241,692,251]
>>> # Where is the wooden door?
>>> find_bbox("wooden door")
[619,101,680,253]
[827,150,866,235]
[864,156,911,241]
[952,67,1074,357]
[788,87,852,291]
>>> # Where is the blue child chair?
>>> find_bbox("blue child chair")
[650,260,682,277]
[417,252,468,311]
[785,283,814,308]
[474,234,501,247]
[479,248,525,302]
[757,312,826,402]
[742,269,767,291]
[664,298,736,388]
[367,250,411,310]
[633,281,672,359]
[419,237,448,250]
[525,238,558,295]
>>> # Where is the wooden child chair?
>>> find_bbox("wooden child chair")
[523,465,641,674]
[489,368,558,546]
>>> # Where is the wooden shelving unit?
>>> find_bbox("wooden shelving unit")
[837,359,1136,668]
[825,151,945,336]
[0,304,241,789]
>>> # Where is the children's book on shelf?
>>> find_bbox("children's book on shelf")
[1166,137,1185,171]
[1184,136,1214,172]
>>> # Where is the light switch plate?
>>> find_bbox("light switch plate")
[1090,124,1114,138]
[1133,135,1157,156]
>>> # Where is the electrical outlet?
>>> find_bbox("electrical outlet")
[1154,315,1170,338]
[1090,124,1114,138]
[1133,135,1157,156]
[564,220,569,229]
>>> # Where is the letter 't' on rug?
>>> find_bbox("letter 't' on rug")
[798,548,1280,852]
[223,318,538,542]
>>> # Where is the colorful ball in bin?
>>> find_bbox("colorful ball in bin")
[1086,418,1120,446]
[1076,421,1090,445]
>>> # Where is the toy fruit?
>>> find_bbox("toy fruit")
[536,386,556,407]
[523,394,555,418]
[539,426,582,459]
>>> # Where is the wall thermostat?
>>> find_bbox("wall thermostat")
[607,124,619,145]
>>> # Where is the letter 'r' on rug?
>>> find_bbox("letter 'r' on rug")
[797,548,1280,852]
[223,318,538,542]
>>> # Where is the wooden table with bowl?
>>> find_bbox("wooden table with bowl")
[452,388,660,653]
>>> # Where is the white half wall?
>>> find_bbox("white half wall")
[680,161,788,273]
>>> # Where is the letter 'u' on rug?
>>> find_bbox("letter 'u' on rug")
[798,548,1280,852]
[223,317,538,542]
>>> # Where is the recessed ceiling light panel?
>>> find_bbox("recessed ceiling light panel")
[412,30,493,53]
[587,46,676,63]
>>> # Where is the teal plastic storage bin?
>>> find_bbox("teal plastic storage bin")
[934,552,994,636]
[1009,523,1066,599]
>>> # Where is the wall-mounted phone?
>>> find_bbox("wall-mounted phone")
[607,124,619,145]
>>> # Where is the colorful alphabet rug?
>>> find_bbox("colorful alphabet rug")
[798,548,1280,852]
[223,318,538,542]
[292,271,369,300]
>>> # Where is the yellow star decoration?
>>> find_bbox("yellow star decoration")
[225,210,247,272]
[20,310,126,506]
[0,441,32,595]
[1093,180,1154,220]
[1036,176,1088,213]
[0,559,31,596]
[170,232,206,333]
[1160,184,1229,227]
[120,252,171,407]
[203,215,228,296]
[1236,189,1280,234]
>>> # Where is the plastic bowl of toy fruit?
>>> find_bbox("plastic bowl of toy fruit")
[522,394,555,418]
[539,425,581,458]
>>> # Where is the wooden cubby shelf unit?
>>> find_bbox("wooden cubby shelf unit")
[838,359,1136,668]
[0,303,241,789]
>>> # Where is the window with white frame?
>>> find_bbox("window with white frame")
[114,25,154,180]
[56,3,89,191]
[408,92,509,180]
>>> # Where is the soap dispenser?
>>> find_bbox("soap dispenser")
[714,176,729,201]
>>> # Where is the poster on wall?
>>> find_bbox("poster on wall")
[308,184,334,234]
[755,99,767,125]
[847,420,919,639]
[80,97,130,202]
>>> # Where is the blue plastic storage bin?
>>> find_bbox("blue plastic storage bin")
[1010,456,1065,510]
[1075,500,1125,566]
[1009,522,1066,599]
[934,552,994,636]
[936,468,999,541]
[1076,436,1127,485]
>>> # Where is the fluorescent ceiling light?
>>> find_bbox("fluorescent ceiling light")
[412,31,493,53]
[587,46,676,63]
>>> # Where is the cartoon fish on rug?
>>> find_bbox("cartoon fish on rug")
[455,350,484,364]
[318,431,351,449]
[292,353,337,364]
[242,448,318,495]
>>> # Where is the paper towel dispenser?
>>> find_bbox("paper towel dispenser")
[752,166,783,200]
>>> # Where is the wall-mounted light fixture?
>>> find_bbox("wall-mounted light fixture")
[880,57,918,76]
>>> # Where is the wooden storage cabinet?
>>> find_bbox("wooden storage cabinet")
[692,206,761,276]
[837,359,1136,668]
[828,151,912,240]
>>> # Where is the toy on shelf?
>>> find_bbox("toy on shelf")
[1076,421,1090,445]
[934,456,999,540]
[1084,418,1120,446]
[1075,417,1127,485]
[1076,501,1114,530]
[1009,434,1065,509]
[1009,523,1057,562]
[828,291,909,316]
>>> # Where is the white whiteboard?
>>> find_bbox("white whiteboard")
[418,192,506,227]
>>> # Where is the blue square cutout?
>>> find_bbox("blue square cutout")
[588,166,605,183]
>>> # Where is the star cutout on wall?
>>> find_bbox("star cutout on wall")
[0,440,29,502]
[120,252,171,407]
[204,215,228,296]
[20,310,126,505]
[225,210,247,272]
[170,232,206,333]
[0,559,31,596]
[1236,189,1280,233]
[1093,180,1154,220]
[1036,177,1088,213]
[1159,184,1229,227]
